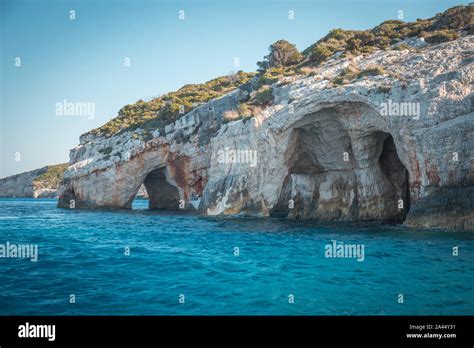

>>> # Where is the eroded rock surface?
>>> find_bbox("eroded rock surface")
[0,167,60,198]
[58,36,474,230]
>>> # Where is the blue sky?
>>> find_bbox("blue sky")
[0,0,468,177]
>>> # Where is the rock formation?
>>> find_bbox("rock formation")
[0,165,66,198]
[58,33,473,230]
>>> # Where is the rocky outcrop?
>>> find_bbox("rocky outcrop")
[58,36,474,230]
[0,163,69,198]
[0,168,47,197]
[0,167,54,198]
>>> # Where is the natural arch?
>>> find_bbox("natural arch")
[142,167,180,210]
[58,186,77,208]
[271,103,410,222]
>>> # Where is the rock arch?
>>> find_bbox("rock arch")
[271,102,410,222]
[141,167,181,209]
[58,185,77,208]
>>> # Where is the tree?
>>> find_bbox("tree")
[257,40,303,72]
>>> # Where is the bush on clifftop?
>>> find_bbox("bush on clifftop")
[89,71,255,137]
[304,4,472,64]
[86,4,472,136]
[257,40,303,72]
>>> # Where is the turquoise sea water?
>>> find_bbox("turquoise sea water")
[0,198,472,315]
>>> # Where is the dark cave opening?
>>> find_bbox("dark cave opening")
[377,133,410,220]
[142,168,180,210]
[270,122,411,221]
[270,175,295,218]
[58,186,77,209]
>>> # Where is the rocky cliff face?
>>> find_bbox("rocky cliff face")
[0,168,47,197]
[0,168,54,198]
[58,36,473,230]
[0,163,68,198]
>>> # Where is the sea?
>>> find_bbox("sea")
[0,198,472,315]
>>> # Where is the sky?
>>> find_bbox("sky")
[0,0,469,177]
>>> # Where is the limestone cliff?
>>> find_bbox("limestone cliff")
[58,15,473,230]
[0,163,68,198]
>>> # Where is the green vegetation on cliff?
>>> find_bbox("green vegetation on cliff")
[87,4,472,137]
[33,163,69,189]
[303,4,471,63]
[90,71,255,137]
[257,39,303,71]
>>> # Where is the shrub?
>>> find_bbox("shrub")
[430,4,473,32]
[398,19,432,37]
[332,63,360,85]
[256,68,281,87]
[237,103,253,118]
[250,86,274,106]
[255,66,296,89]
[341,64,361,79]
[357,65,385,79]
[257,40,303,71]
[422,29,460,43]
[333,63,384,84]
[326,28,354,41]
[307,29,378,63]
[309,44,335,64]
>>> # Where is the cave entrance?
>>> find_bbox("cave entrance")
[269,112,344,219]
[377,132,410,221]
[58,186,77,209]
[271,131,410,221]
[141,167,180,210]
[270,103,410,222]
